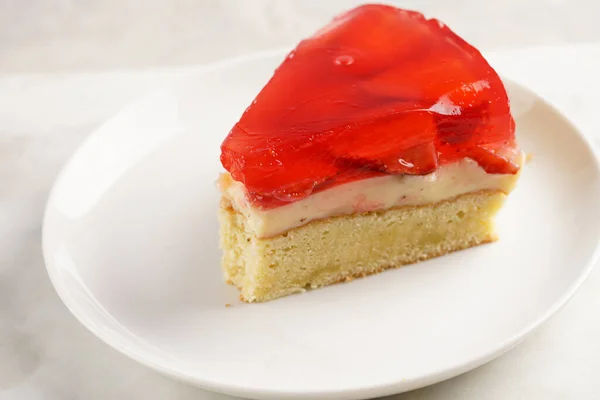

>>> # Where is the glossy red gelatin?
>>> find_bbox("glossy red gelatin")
[220,4,519,208]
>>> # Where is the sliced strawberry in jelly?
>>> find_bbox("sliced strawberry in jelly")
[221,127,338,203]
[327,111,438,174]
[468,143,520,174]
[220,4,519,208]
[380,142,439,175]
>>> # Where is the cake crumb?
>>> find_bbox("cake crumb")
[525,152,534,164]
[225,303,232,308]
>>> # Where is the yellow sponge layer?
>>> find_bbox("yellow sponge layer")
[218,190,507,302]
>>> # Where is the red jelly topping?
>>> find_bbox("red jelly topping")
[220,4,519,208]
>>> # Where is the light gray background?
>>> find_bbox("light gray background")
[2,1,600,399]
[2,0,600,72]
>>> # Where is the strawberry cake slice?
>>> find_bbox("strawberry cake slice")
[218,4,523,302]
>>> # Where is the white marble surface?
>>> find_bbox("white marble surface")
[2,1,600,399]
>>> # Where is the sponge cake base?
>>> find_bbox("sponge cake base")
[218,190,506,302]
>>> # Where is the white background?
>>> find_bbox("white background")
[1,1,600,399]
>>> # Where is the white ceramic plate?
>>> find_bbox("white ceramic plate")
[43,50,600,400]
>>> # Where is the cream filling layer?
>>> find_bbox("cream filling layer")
[220,154,524,238]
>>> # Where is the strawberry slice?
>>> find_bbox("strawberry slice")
[468,144,520,174]
[380,142,439,175]
[221,128,338,204]
[327,111,437,173]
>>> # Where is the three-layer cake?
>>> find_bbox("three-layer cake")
[218,4,523,302]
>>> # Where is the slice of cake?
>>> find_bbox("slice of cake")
[218,4,523,302]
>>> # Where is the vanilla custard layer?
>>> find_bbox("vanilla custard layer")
[220,155,523,238]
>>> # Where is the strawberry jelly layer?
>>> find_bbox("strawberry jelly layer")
[220,4,520,209]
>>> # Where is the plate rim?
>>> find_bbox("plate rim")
[42,48,600,400]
